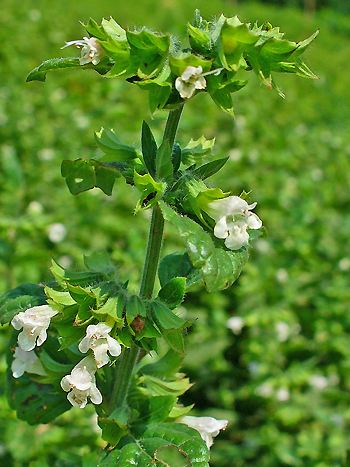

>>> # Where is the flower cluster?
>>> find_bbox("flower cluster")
[207,196,262,250]
[11,304,122,408]
[180,416,228,449]
[10,304,57,378]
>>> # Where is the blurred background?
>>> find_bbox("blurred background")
[1,0,350,465]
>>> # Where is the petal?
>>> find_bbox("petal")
[194,76,206,90]
[78,336,91,354]
[89,384,103,405]
[213,217,229,239]
[225,226,249,250]
[209,196,248,219]
[11,314,24,330]
[36,328,48,347]
[181,66,197,81]
[17,330,37,351]
[68,389,88,408]
[106,336,122,357]
[11,359,26,378]
[93,342,110,368]
[247,213,262,229]
[61,375,72,392]
[71,367,93,390]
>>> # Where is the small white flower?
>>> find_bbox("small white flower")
[27,201,43,215]
[11,347,46,378]
[79,323,121,368]
[63,36,102,66]
[276,268,288,284]
[226,316,244,335]
[11,305,58,351]
[61,358,102,409]
[339,258,350,271]
[180,416,228,449]
[207,196,262,250]
[276,388,290,402]
[256,382,273,398]
[175,66,206,99]
[309,375,329,391]
[48,223,66,243]
[275,321,290,342]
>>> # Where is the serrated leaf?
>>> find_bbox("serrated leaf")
[187,23,211,54]
[158,252,202,289]
[95,128,138,161]
[134,171,166,210]
[160,202,249,292]
[158,277,186,309]
[151,301,185,330]
[193,157,229,179]
[141,121,157,177]
[84,251,115,275]
[0,284,46,325]
[126,295,147,325]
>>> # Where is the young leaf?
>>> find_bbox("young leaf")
[140,349,184,378]
[158,252,202,289]
[134,171,166,210]
[158,277,186,309]
[26,57,81,82]
[141,121,157,177]
[151,301,185,330]
[156,140,173,180]
[193,157,229,179]
[95,128,139,161]
[126,295,147,325]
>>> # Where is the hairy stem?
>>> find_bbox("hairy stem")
[110,105,184,411]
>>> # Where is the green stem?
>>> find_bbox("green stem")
[110,105,184,412]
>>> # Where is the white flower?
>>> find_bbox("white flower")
[175,66,206,99]
[276,388,290,401]
[48,223,66,243]
[309,375,329,391]
[78,323,121,368]
[63,36,102,66]
[11,347,46,378]
[256,382,273,398]
[61,358,102,409]
[226,316,244,335]
[207,196,262,250]
[180,416,228,449]
[11,305,58,351]
[275,321,290,342]
[276,268,288,284]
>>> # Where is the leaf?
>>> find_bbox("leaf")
[193,157,229,179]
[160,202,249,292]
[141,121,157,177]
[84,251,115,275]
[169,53,212,76]
[26,57,81,82]
[181,136,215,166]
[50,260,106,288]
[94,296,123,326]
[156,140,173,180]
[126,295,147,325]
[141,349,184,378]
[133,171,166,210]
[0,284,46,325]
[158,277,186,309]
[61,159,120,195]
[151,301,185,330]
[137,79,172,113]
[187,23,212,54]
[158,252,202,289]
[45,286,76,307]
[163,329,185,354]
[95,128,139,161]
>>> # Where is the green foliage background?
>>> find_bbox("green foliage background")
[1,0,349,465]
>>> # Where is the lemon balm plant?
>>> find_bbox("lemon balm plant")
[0,11,317,465]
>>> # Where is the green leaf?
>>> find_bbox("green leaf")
[158,277,186,309]
[137,78,172,113]
[156,140,173,180]
[50,260,106,288]
[26,57,81,82]
[158,252,202,289]
[141,349,184,378]
[151,301,185,330]
[133,171,166,210]
[187,23,212,54]
[141,121,157,177]
[169,53,212,76]
[160,202,249,292]
[94,296,123,325]
[84,251,115,275]
[181,136,215,166]
[82,18,106,40]
[95,128,138,161]
[45,286,76,307]
[126,295,147,325]
[98,417,127,445]
[0,284,46,325]
[101,17,126,42]
[139,375,192,397]
[39,351,73,375]
[61,159,120,195]
[193,157,229,179]
[163,329,185,354]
